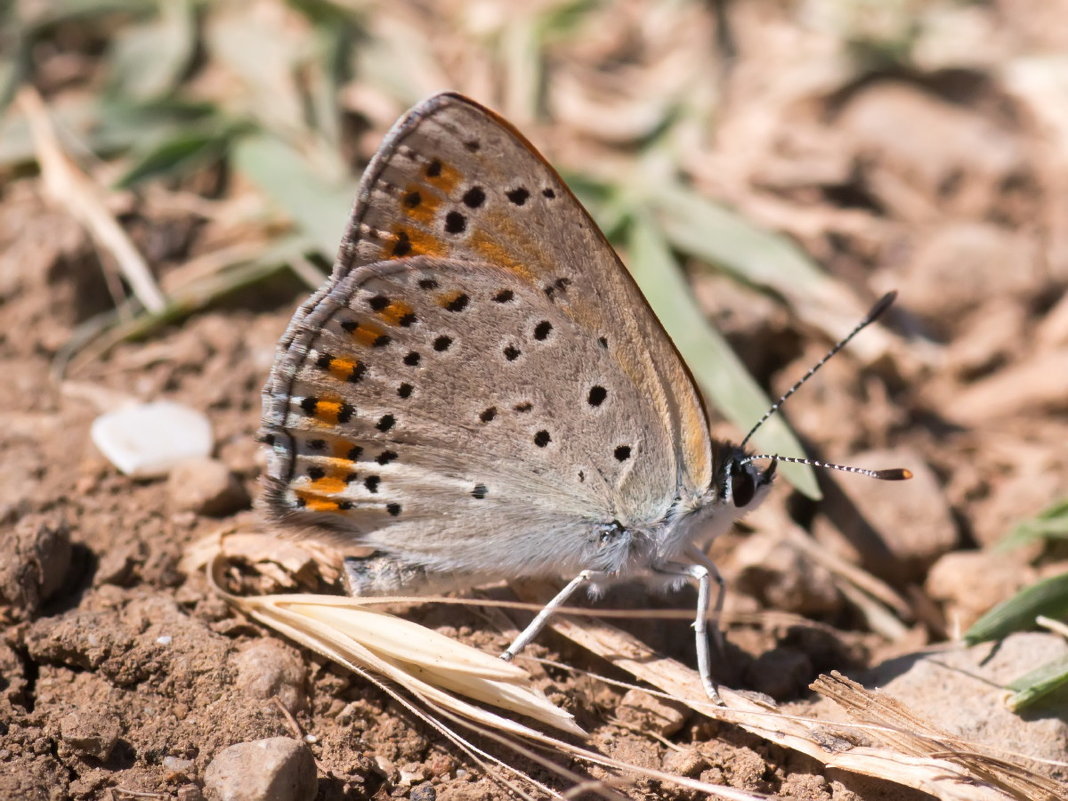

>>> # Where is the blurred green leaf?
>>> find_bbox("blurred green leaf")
[232,132,354,256]
[0,12,28,116]
[1007,653,1068,711]
[999,498,1068,551]
[115,121,239,187]
[206,6,308,137]
[0,94,223,168]
[650,181,830,297]
[626,213,820,499]
[55,234,314,377]
[965,572,1068,645]
[105,0,196,99]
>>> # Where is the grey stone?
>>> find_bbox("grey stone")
[204,737,316,801]
[861,632,1068,764]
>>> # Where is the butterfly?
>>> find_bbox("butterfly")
[259,92,908,699]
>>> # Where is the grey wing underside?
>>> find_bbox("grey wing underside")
[261,257,670,579]
[260,93,715,581]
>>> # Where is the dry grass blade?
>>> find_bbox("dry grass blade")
[813,672,1066,801]
[207,556,582,736]
[201,544,789,798]
[507,582,1063,801]
[17,86,167,313]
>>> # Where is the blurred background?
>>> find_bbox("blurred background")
[2,1,1067,798]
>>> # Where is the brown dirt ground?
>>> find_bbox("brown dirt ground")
[3,2,1068,800]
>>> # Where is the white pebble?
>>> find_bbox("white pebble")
[91,401,213,478]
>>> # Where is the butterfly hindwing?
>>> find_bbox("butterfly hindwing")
[263,256,670,577]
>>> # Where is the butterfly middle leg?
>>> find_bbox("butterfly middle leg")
[652,547,728,703]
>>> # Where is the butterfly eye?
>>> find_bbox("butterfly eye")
[730,463,755,507]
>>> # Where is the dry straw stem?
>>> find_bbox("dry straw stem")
[508,583,1065,801]
[16,87,167,314]
[199,540,773,798]
[207,555,582,736]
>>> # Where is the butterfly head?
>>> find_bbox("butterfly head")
[715,443,777,512]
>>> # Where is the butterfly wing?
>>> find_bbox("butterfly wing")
[261,93,713,579]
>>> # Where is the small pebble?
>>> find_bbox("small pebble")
[409,783,436,801]
[91,401,213,478]
[732,535,841,616]
[233,639,307,714]
[163,756,196,774]
[926,550,1036,631]
[167,457,249,517]
[662,747,709,778]
[615,688,690,737]
[1,514,71,620]
[203,737,316,801]
[59,711,121,760]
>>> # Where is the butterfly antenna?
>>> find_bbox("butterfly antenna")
[739,291,897,450]
[739,454,912,481]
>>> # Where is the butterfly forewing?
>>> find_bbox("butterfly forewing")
[262,93,714,578]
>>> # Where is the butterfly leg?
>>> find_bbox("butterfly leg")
[501,570,608,662]
[652,551,727,703]
[686,544,728,658]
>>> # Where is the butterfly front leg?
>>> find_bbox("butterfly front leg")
[652,547,728,704]
[500,569,609,663]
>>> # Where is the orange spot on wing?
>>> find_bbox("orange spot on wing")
[331,440,357,460]
[388,228,445,259]
[348,322,387,347]
[400,184,441,225]
[314,399,346,424]
[437,290,467,309]
[327,357,358,381]
[469,231,535,280]
[307,475,347,495]
[295,490,339,512]
[378,300,415,326]
[426,160,462,194]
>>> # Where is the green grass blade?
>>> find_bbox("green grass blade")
[651,181,830,295]
[1007,653,1068,711]
[998,498,1068,551]
[104,0,196,100]
[965,571,1068,645]
[232,132,354,256]
[115,124,234,188]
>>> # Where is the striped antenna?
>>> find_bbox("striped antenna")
[739,291,897,451]
[739,454,912,481]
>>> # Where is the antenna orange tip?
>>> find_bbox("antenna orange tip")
[873,468,913,481]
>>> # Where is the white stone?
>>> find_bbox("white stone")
[90,401,213,478]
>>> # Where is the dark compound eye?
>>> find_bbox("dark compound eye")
[730,463,755,507]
